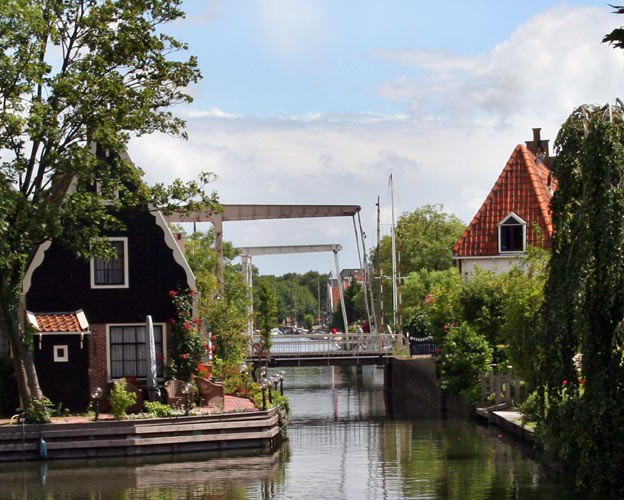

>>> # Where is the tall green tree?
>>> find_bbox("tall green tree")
[536,104,624,494]
[374,204,465,276]
[0,0,215,407]
[255,282,277,353]
[184,230,248,371]
[372,204,465,326]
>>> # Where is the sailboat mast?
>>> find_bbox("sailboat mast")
[390,174,398,328]
[376,196,384,330]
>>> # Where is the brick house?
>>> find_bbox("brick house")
[453,129,555,276]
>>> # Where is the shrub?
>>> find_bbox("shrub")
[24,397,53,424]
[440,324,492,401]
[109,378,137,419]
[144,401,174,417]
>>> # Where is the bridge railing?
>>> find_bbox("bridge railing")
[247,333,402,360]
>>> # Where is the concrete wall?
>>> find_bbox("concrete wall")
[386,357,441,417]
[386,357,472,416]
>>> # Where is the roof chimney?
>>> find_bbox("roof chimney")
[525,128,551,167]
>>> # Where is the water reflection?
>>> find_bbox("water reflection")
[0,366,578,499]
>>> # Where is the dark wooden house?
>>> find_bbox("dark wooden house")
[22,183,195,411]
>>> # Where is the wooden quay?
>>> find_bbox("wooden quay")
[0,407,283,462]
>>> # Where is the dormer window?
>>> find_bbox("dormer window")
[91,237,129,288]
[498,213,526,253]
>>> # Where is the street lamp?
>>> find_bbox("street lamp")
[182,382,193,416]
[278,371,285,396]
[260,378,268,410]
[91,387,103,421]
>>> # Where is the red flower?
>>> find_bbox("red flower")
[435,348,442,355]
[193,318,200,325]
[190,289,197,296]
[562,379,568,386]
[168,290,178,298]
[204,343,210,350]
[168,318,176,324]
[211,345,216,352]
[184,321,191,331]
[211,335,217,342]
[179,353,190,359]
[579,377,586,385]
[443,324,450,333]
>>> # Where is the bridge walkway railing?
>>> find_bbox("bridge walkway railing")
[247,333,403,362]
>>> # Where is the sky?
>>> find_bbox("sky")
[128,0,624,276]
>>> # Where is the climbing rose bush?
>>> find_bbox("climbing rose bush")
[168,289,207,381]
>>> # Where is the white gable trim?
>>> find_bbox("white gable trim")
[152,210,196,291]
[498,212,527,226]
[22,241,52,294]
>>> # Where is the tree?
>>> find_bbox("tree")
[255,273,318,326]
[331,277,365,331]
[603,5,624,49]
[0,0,215,407]
[184,230,249,374]
[255,282,277,353]
[374,205,465,276]
[536,103,624,494]
[372,205,465,326]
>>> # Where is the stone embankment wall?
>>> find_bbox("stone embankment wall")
[385,357,470,416]
[385,357,441,416]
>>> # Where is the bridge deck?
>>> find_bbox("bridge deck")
[246,333,402,367]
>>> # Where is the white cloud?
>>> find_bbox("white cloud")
[376,6,624,124]
[129,6,624,275]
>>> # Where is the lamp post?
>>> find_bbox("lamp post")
[267,376,274,404]
[182,382,193,416]
[260,379,267,410]
[278,371,285,396]
[91,387,103,421]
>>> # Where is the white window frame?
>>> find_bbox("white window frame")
[90,237,129,289]
[498,212,527,254]
[105,323,167,382]
[53,345,69,362]
[95,180,120,205]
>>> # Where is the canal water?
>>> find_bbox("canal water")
[0,366,579,499]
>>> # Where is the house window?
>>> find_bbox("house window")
[96,180,120,205]
[53,345,68,362]
[90,237,129,288]
[499,213,526,253]
[109,325,164,379]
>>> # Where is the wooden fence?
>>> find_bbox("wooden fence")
[480,367,523,405]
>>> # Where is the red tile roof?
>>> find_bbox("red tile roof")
[453,145,555,257]
[28,311,89,333]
